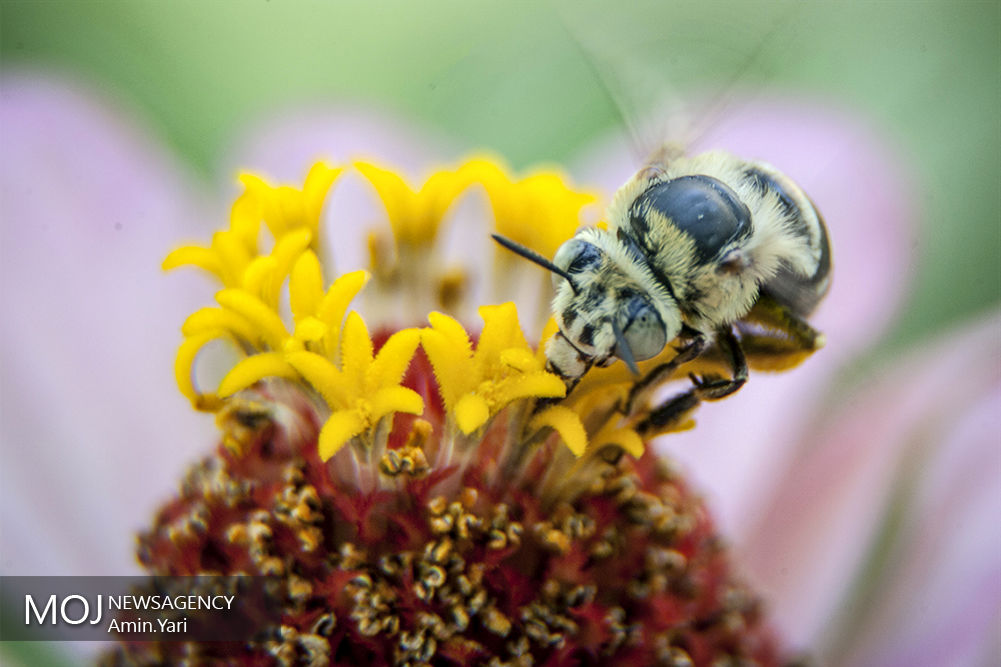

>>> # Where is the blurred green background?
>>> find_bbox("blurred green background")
[3,0,999,355]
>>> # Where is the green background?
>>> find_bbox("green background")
[0,1,998,662]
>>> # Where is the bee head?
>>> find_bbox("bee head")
[550,231,679,375]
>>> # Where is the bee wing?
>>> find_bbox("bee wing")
[556,0,807,164]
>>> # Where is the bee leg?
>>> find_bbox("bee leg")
[688,327,747,400]
[738,295,825,372]
[624,325,706,415]
[637,390,702,436]
[636,328,746,437]
[746,294,825,349]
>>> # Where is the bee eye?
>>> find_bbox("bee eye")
[553,240,602,290]
[566,244,601,274]
[619,297,666,361]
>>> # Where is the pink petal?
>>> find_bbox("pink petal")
[0,72,215,575]
[839,386,1001,667]
[738,312,1001,660]
[573,97,914,538]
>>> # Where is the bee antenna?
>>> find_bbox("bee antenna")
[491,234,579,294]
[611,319,641,376]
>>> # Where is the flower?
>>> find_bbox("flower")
[113,155,796,665]
[1,73,998,667]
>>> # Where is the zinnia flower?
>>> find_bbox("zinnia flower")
[1,73,997,667]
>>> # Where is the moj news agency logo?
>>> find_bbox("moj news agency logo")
[1,576,279,642]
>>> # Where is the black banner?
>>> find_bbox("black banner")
[0,576,283,642]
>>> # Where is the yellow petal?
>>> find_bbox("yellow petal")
[212,229,253,285]
[241,255,277,300]
[529,405,588,457]
[216,288,289,349]
[427,311,473,359]
[369,386,424,422]
[317,270,370,355]
[174,331,227,409]
[318,410,366,461]
[265,227,313,307]
[303,162,343,225]
[162,245,222,279]
[286,350,350,408]
[476,162,596,260]
[228,191,262,245]
[292,316,328,344]
[420,315,474,410]
[181,306,258,343]
[239,173,287,238]
[454,394,490,434]
[339,312,374,389]
[493,371,566,406]
[368,328,421,389]
[218,352,299,397]
[474,302,528,372]
[355,161,416,239]
[499,347,540,373]
[459,156,508,190]
[591,425,645,459]
[289,250,324,320]
[420,169,466,224]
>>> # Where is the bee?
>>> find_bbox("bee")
[493,145,830,431]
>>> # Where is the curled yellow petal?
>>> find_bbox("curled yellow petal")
[181,307,258,343]
[162,245,223,278]
[591,424,645,459]
[218,352,300,397]
[174,331,228,410]
[529,405,588,457]
[303,162,344,224]
[369,386,424,422]
[318,410,366,461]
[355,162,415,234]
[355,162,465,245]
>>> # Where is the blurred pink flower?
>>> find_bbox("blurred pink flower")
[1,72,997,665]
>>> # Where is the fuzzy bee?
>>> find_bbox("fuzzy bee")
[493,146,830,429]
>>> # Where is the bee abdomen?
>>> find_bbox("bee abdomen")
[762,208,831,317]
